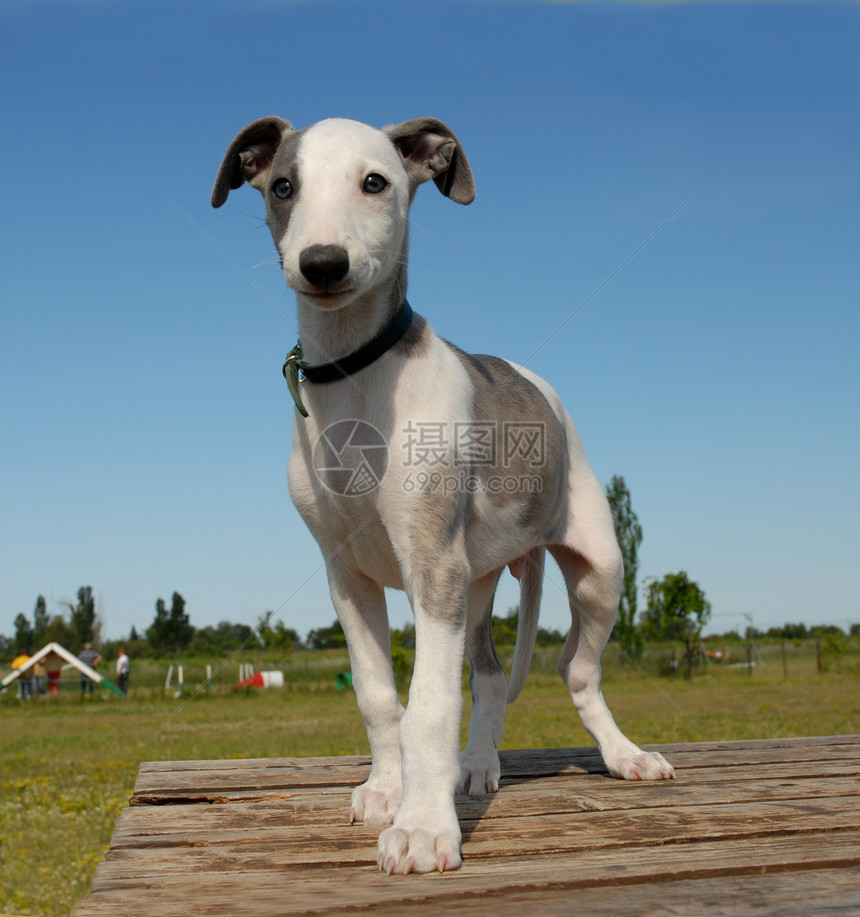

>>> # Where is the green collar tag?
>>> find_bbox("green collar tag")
[281,300,412,419]
[282,346,308,418]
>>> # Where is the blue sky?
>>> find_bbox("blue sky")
[1,1,858,645]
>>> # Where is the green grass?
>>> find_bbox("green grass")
[1,641,858,917]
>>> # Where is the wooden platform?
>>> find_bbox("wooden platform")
[78,735,860,916]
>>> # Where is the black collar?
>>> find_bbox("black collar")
[282,300,413,417]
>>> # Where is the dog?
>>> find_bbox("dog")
[212,116,674,875]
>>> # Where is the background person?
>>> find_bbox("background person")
[32,659,47,695]
[116,648,130,694]
[78,643,102,695]
[11,649,32,700]
[47,666,61,695]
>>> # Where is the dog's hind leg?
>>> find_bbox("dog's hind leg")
[459,568,506,795]
[549,464,674,781]
[327,564,406,826]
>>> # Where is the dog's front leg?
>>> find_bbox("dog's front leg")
[327,563,405,826]
[378,559,467,875]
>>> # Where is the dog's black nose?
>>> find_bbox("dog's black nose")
[299,245,350,287]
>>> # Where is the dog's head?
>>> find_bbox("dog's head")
[212,117,475,311]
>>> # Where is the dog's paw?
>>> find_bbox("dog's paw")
[607,749,675,781]
[377,817,462,875]
[350,780,402,826]
[457,751,501,795]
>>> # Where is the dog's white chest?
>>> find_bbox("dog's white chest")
[287,440,404,589]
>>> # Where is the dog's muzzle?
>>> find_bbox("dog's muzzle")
[299,244,350,289]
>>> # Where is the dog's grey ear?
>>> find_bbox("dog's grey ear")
[384,118,475,205]
[211,117,293,208]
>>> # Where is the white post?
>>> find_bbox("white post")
[165,664,173,691]
[177,665,184,696]
[206,664,213,692]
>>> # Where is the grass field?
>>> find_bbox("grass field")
[1,640,858,916]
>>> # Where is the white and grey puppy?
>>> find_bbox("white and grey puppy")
[212,116,673,875]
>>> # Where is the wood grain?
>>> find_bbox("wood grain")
[77,736,860,916]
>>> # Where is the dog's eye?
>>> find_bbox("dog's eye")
[363,173,388,195]
[272,178,293,200]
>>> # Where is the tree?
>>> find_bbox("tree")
[392,623,415,650]
[606,475,643,661]
[32,595,50,646]
[257,613,301,651]
[641,572,711,678]
[42,612,75,648]
[62,586,98,652]
[147,598,169,651]
[187,619,266,655]
[306,620,347,650]
[12,596,59,652]
[147,592,193,655]
[491,608,520,647]
[13,612,33,652]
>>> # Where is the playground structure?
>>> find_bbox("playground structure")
[5,650,351,698]
[1,642,125,697]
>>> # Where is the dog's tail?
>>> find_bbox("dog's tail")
[506,547,545,703]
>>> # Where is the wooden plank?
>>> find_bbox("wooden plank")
[130,734,860,783]
[133,733,860,781]
[89,830,860,885]
[92,797,860,869]
[78,834,860,915]
[132,760,371,800]
[421,867,860,917]
[134,753,372,772]
[129,754,860,806]
[79,866,860,917]
[109,771,860,841]
[130,738,860,802]
[78,738,860,917]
